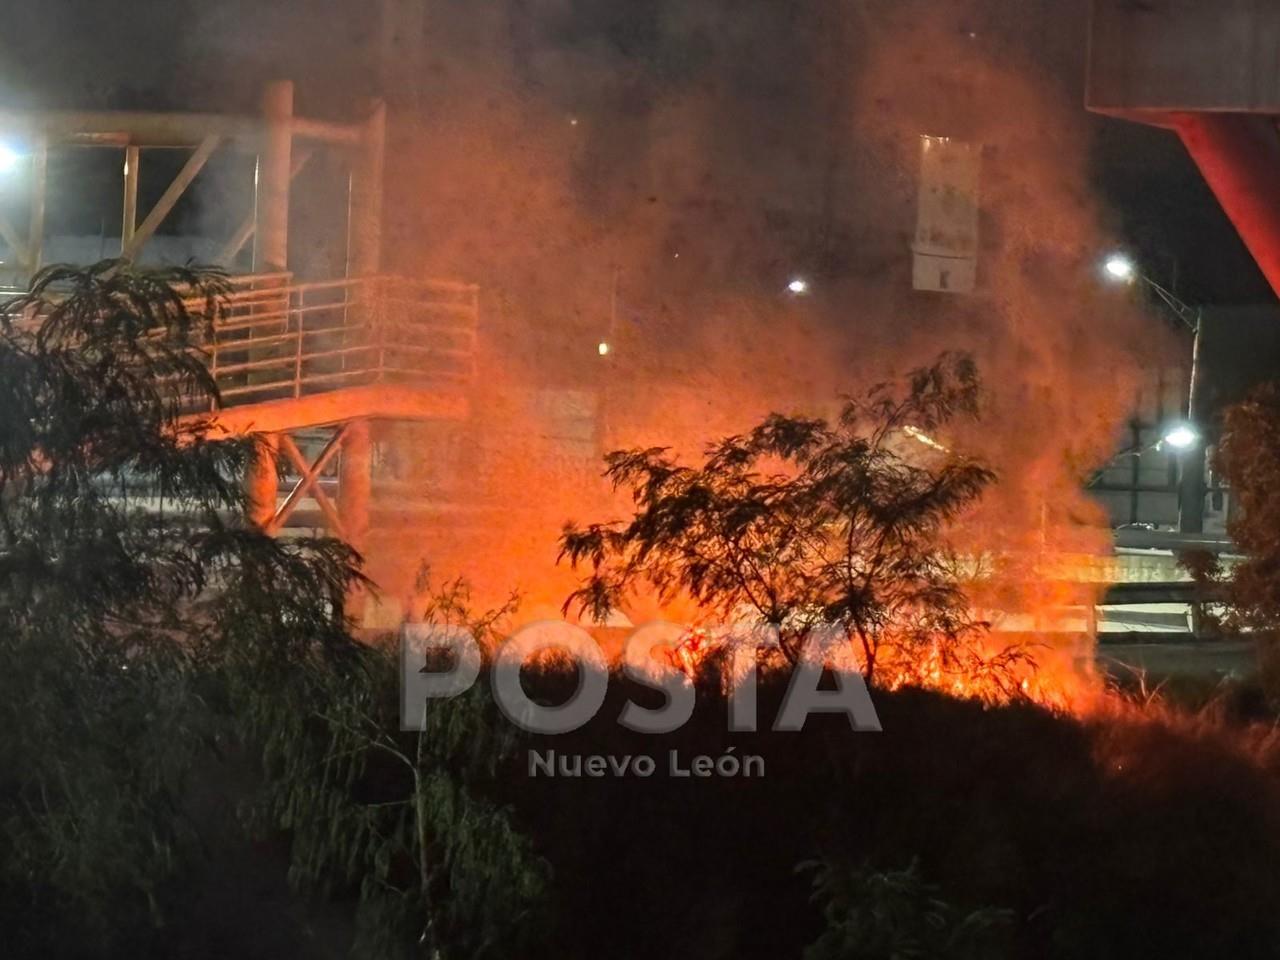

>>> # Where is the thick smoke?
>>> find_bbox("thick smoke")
[72,0,1167,688]
[0,0,1176,680]
[363,0,1171,681]
[844,6,1177,693]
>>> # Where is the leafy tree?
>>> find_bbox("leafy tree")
[801,858,1013,960]
[1215,383,1280,629]
[1214,383,1280,694]
[0,261,354,952]
[560,353,1000,685]
[0,261,546,957]
[233,570,549,960]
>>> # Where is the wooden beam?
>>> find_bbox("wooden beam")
[0,109,360,148]
[215,147,313,265]
[274,431,348,536]
[27,137,46,275]
[123,134,220,259]
[254,82,293,274]
[0,210,28,269]
[122,145,139,246]
[270,427,346,532]
[186,384,470,437]
[0,110,258,147]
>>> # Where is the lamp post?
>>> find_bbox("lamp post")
[1102,254,1206,534]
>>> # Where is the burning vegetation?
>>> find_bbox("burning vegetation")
[12,1,1280,957]
[557,352,1098,708]
[358,3,1167,719]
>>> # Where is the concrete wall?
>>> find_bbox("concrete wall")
[1088,0,1280,113]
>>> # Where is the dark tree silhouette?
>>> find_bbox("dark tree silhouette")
[1215,383,1280,695]
[0,261,359,951]
[561,353,1000,685]
[0,261,543,959]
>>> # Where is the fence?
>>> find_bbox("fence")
[199,274,478,407]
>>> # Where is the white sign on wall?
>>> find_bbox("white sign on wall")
[912,135,980,294]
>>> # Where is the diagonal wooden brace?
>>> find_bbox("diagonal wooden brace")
[122,134,220,260]
[269,425,351,536]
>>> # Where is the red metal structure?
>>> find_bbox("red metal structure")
[1088,0,1280,300]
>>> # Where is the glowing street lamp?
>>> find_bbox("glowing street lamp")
[787,277,809,295]
[1103,253,1136,282]
[1099,253,1208,533]
[1101,252,1196,327]
[1161,423,1199,450]
[597,340,610,357]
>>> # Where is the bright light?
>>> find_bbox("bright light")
[1103,254,1136,282]
[787,278,809,295]
[902,424,949,452]
[0,145,18,173]
[1162,424,1199,449]
[597,341,610,356]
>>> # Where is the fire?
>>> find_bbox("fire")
[667,626,718,676]
[642,600,1093,713]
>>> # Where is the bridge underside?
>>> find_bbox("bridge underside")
[174,272,478,557]
[1089,0,1280,300]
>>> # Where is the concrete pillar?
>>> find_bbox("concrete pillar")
[254,81,294,275]
[347,99,386,279]
[246,434,280,530]
[339,419,372,554]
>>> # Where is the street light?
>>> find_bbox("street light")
[1100,252,1198,330]
[1100,253,1207,533]
[1161,423,1199,450]
[1103,254,1136,282]
[787,277,809,295]
[1104,422,1201,460]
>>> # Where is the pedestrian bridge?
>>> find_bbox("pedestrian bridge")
[188,273,477,435]
[164,271,481,545]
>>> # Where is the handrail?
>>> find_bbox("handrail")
[194,273,478,409]
[1,271,479,412]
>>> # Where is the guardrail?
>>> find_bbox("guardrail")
[200,274,478,408]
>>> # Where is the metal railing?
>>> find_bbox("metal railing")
[197,274,478,407]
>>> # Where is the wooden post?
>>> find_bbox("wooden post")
[122,145,139,249]
[347,99,386,279]
[27,136,47,279]
[339,419,372,554]
[246,434,280,530]
[339,419,372,624]
[254,81,294,275]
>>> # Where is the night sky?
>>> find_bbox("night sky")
[0,0,1265,305]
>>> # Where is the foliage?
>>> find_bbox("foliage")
[1216,385,1280,631]
[1215,383,1280,696]
[505,675,1280,960]
[801,858,1014,960]
[228,571,549,960]
[0,261,547,957]
[560,353,996,683]
[0,261,360,952]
